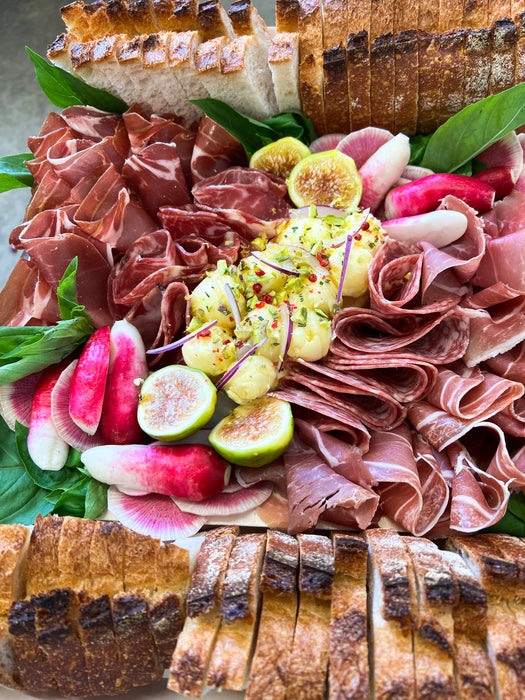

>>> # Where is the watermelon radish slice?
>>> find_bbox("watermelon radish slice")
[51,360,106,452]
[309,133,346,152]
[69,326,111,435]
[0,371,42,430]
[478,132,523,180]
[27,363,69,471]
[172,481,273,516]
[336,127,394,169]
[107,486,206,540]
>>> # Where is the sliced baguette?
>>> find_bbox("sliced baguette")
[0,620,21,690]
[463,28,492,108]
[438,29,465,125]
[328,533,369,700]
[323,0,350,132]
[370,32,395,132]
[441,549,495,700]
[269,33,301,112]
[198,0,236,41]
[168,526,239,697]
[393,30,419,135]
[490,18,517,95]
[207,533,266,690]
[297,0,327,135]
[46,32,78,72]
[89,519,126,597]
[106,0,140,35]
[0,525,30,618]
[245,530,299,700]
[403,537,456,699]
[168,30,210,112]
[56,515,95,591]
[366,529,416,700]
[346,31,371,132]
[127,0,159,34]
[25,515,63,597]
[477,534,525,626]
[122,527,159,597]
[228,0,271,45]
[153,0,200,32]
[60,0,92,39]
[515,11,525,85]
[275,0,300,33]
[286,533,334,700]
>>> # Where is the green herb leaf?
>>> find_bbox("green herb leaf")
[26,47,128,113]
[47,477,90,518]
[0,258,94,384]
[0,154,35,193]
[408,134,432,166]
[484,491,525,537]
[84,479,108,519]
[420,82,525,172]
[190,98,316,158]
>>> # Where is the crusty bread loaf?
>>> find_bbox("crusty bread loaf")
[323,0,350,133]
[198,0,236,40]
[127,0,159,34]
[25,515,63,597]
[153,0,200,32]
[56,515,95,591]
[286,533,334,700]
[207,533,266,690]
[275,0,299,33]
[268,32,301,112]
[297,0,327,135]
[0,525,30,618]
[438,29,465,122]
[89,519,126,597]
[490,17,517,94]
[328,533,369,700]
[245,530,299,700]
[347,31,372,132]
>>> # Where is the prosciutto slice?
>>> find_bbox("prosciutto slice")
[485,339,525,382]
[190,115,247,185]
[0,258,55,327]
[492,397,525,437]
[472,228,525,291]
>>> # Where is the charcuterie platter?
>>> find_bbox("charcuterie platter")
[2,0,525,696]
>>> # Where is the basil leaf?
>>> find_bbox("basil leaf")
[190,98,316,158]
[484,491,525,536]
[84,480,108,519]
[0,154,35,193]
[420,82,525,172]
[0,258,94,384]
[408,134,432,166]
[26,47,127,113]
[47,477,90,518]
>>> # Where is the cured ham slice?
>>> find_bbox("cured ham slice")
[492,188,525,236]
[60,106,122,140]
[332,306,470,363]
[493,397,525,437]
[485,339,525,382]
[190,115,247,185]
[472,228,525,291]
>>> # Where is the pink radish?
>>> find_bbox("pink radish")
[358,133,411,211]
[99,320,148,445]
[81,443,231,501]
[336,127,394,169]
[0,371,42,430]
[473,166,516,200]
[171,481,273,516]
[384,173,496,219]
[309,133,346,152]
[51,360,106,451]
[69,326,110,435]
[107,487,206,540]
[27,363,69,471]
[382,210,468,248]
[401,165,435,181]
[477,131,523,180]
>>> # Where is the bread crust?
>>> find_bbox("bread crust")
[57,516,95,591]
[417,31,442,134]
[26,515,63,597]
[198,0,235,40]
[490,17,517,95]
[323,46,350,133]
[463,28,492,108]
[298,0,327,135]
[127,0,159,34]
[276,0,300,33]
[347,31,371,132]
[89,520,126,597]
[438,29,465,123]
[0,525,30,618]
[371,32,395,132]
[394,30,419,135]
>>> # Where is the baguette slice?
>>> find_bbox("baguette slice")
[441,549,495,700]
[47,32,78,72]
[77,591,129,696]
[286,533,334,700]
[438,29,465,123]
[297,0,327,135]
[127,0,159,34]
[366,529,416,700]
[477,534,525,626]
[0,525,30,618]
[198,0,235,41]
[168,526,239,697]
[463,0,489,29]
[370,32,395,132]
[403,538,456,699]
[0,620,21,690]
[328,533,369,700]
[228,0,270,45]
[8,599,56,693]
[245,530,299,700]
[323,45,350,134]
[462,28,492,109]
[275,0,300,33]
[515,11,525,85]
[32,588,91,697]
[61,0,92,39]
[106,0,140,35]
[417,31,442,133]
[347,31,371,132]
[168,30,211,114]
[447,536,525,698]
[439,0,463,32]
[153,0,200,32]
[268,33,301,112]
[207,533,266,690]
[25,515,63,597]
[490,18,517,95]
[56,515,95,591]
[89,519,126,597]
[394,30,419,135]
[123,527,160,597]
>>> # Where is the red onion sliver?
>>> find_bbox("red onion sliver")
[224,283,242,328]
[278,302,292,371]
[337,234,354,303]
[251,251,300,277]
[330,208,371,248]
[146,319,218,354]
[216,335,267,392]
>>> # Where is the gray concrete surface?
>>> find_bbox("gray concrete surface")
[0,0,276,290]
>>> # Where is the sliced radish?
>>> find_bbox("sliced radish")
[69,326,110,435]
[99,320,149,444]
[478,131,523,180]
[28,363,69,471]
[107,486,206,540]
[401,165,435,181]
[336,127,394,169]
[473,166,516,200]
[51,360,106,451]
[382,210,468,248]
[309,133,346,152]
[172,481,273,516]
[358,133,411,211]
[0,371,42,430]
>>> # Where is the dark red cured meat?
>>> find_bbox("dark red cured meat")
[332,306,470,363]
[325,346,437,403]
[462,283,525,366]
[196,204,288,240]
[21,233,113,328]
[0,258,55,327]
[60,106,121,141]
[192,167,290,221]
[472,228,525,292]
[278,358,407,431]
[24,170,72,221]
[190,115,247,185]
[47,136,125,186]
[362,423,448,536]
[284,435,378,534]
[10,207,83,250]
[122,142,191,219]
[126,280,189,351]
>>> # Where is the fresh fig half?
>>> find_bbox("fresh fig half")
[249,136,311,179]
[107,486,206,540]
[209,396,293,468]
[287,150,362,209]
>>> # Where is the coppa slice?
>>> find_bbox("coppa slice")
[137,365,217,441]
[209,396,293,467]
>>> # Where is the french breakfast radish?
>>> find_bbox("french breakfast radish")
[384,173,496,219]
[382,210,468,247]
[81,443,231,501]
[99,320,148,445]
[473,166,516,200]
[358,133,411,211]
